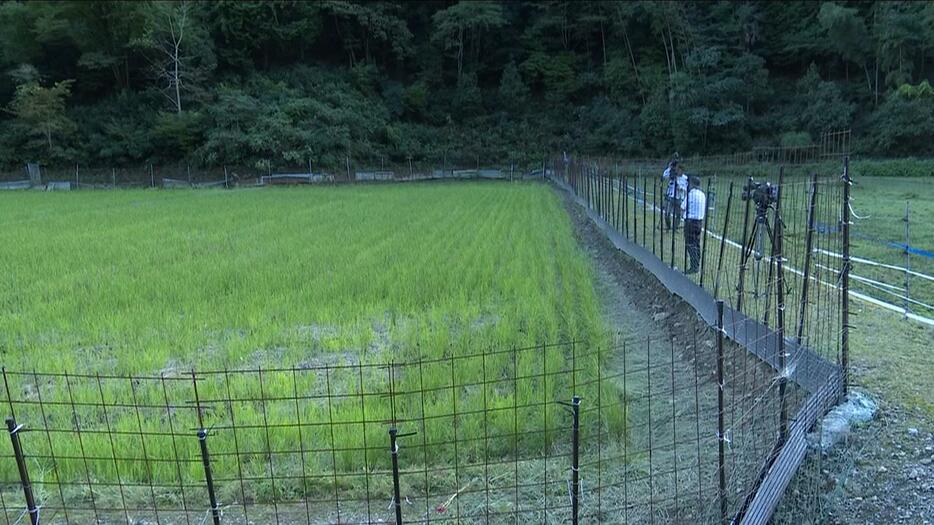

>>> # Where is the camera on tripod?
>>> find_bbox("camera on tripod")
[741,178,778,212]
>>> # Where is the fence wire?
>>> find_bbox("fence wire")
[0,139,847,524]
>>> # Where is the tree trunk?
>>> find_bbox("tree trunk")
[174,41,182,113]
[623,26,645,105]
[921,46,926,79]
[600,20,606,67]
[662,31,672,83]
[667,21,677,75]
[456,24,464,81]
[874,54,879,106]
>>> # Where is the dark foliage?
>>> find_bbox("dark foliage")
[1,1,932,169]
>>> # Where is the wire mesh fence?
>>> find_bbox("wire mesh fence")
[549,154,847,370]
[0,318,809,525]
[0,138,849,523]
[547,144,849,524]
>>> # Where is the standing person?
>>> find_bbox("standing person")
[682,175,706,274]
[662,161,688,230]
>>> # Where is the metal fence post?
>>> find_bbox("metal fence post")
[571,396,581,525]
[150,163,154,188]
[716,300,728,525]
[714,183,735,300]
[796,173,819,344]
[389,427,404,525]
[775,176,788,444]
[699,178,713,288]
[642,178,647,246]
[6,417,38,525]
[660,178,665,261]
[192,371,220,524]
[735,190,754,312]
[198,429,222,525]
[633,176,638,243]
[669,179,676,268]
[903,201,911,317]
[841,156,851,394]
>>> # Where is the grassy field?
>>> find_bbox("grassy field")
[608,169,934,414]
[0,182,622,509]
[690,160,933,316]
[847,176,934,315]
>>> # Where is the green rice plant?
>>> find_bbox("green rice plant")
[0,182,625,506]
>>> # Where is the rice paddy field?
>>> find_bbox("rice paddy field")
[1,183,606,372]
[0,182,624,519]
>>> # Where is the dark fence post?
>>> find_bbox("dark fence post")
[6,418,38,525]
[192,371,221,525]
[699,178,713,288]
[150,163,154,188]
[660,181,665,262]
[669,182,676,268]
[571,396,581,525]
[713,182,734,300]
[716,300,728,525]
[735,189,753,312]
[796,173,819,344]
[616,164,623,232]
[652,179,658,255]
[198,429,222,525]
[633,172,638,241]
[621,167,629,239]
[841,155,851,394]
[903,201,911,317]
[389,427,404,525]
[775,176,788,444]
[642,179,647,247]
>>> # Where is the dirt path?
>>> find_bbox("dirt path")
[556,188,796,523]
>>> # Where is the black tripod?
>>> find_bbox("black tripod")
[735,201,775,314]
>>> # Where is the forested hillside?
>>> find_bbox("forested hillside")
[1,0,933,169]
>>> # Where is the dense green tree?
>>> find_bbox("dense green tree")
[431,1,505,81]
[499,60,529,109]
[1,0,932,169]
[4,78,76,162]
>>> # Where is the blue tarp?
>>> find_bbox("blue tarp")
[888,242,934,259]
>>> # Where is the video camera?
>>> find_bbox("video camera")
[741,178,778,212]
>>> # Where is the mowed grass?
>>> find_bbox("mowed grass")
[0,182,622,503]
[844,177,934,416]
[848,176,934,315]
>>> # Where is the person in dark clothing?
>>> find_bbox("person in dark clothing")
[681,175,706,274]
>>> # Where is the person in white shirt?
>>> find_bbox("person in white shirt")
[662,161,688,230]
[681,175,706,274]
